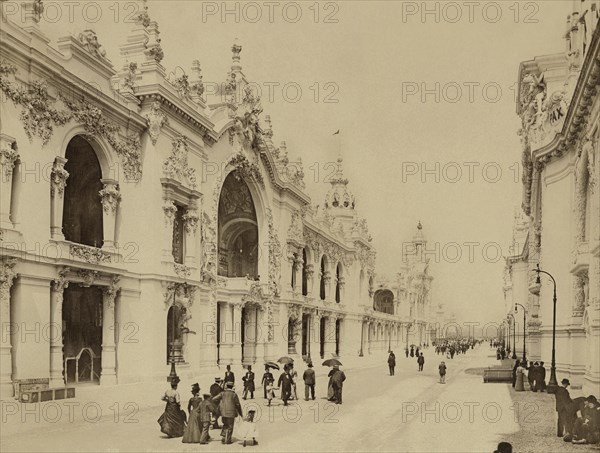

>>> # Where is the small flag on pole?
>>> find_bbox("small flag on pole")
[333,130,340,135]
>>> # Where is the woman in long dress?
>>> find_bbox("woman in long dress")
[158,377,187,438]
[182,383,202,443]
[327,368,336,401]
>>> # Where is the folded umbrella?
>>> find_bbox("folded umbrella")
[265,362,280,370]
[322,358,343,367]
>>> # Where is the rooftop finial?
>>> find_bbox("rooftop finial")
[231,38,242,71]
[417,221,422,230]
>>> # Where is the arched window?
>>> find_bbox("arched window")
[62,136,103,247]
[218,174,259,278]
[320,256,327,300]
[301,248,308,296]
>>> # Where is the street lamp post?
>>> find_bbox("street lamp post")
[514,303,527,364]
[535,264,558,394]
[505,315,511,355]
[507,313,517,359]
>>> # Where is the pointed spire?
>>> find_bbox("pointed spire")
[331,154,349,185]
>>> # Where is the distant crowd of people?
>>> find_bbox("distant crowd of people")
[157,361,347,446]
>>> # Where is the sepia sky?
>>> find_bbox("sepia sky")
[31,0,571,326]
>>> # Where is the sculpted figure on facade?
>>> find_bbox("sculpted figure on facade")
[145,100,168,146]
[78,30,107,60]
[163,135,197,189]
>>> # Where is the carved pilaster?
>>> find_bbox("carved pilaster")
[100,277,120,385]
[145,100,168,146]
[50,267,70,386]
[99,179,120,249]
[50,157,69,199]
[0,136,19,230]
[0,258,17,398]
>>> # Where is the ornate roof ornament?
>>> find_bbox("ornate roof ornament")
[324,155,355,210]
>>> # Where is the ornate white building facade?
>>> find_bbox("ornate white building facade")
[504,1,600,394]
[0,2,437,399]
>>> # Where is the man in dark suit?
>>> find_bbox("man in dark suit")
[417,353,425,372]
[303,362,316,401]
[555,378,573,438]
[388,351,396,376]
[223,364,235,387]
[527,361,535,390]
[198,393,217,444]
[212,381,242,444]
[242,365,255,400]
[331,365,346,404]
[209,377,223,429]
[278,366,294,406]
[538,361,547,392]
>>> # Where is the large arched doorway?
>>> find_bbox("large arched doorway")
[62,136,103,247]
[218,174,259,278]
[373,289,395,314]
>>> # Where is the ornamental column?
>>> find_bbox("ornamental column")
[100,278,120,386]
[323,315,335,357]
[305,264,314,296]
[0,259,17,399]
[232,302,243,367]
[337,276,346,302]
[183,207,199,267]
[0,135,18,230]
[49,269,69,387]
[323,271,332,300]
[162,200,177,261]
[99,179,121,250]
[50,157,69,240]
[311,311,322,359]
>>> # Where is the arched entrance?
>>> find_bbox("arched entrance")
[62,136,103,247]
[218,174,259,278]
[62,286,102,384]
[374,289,395,314]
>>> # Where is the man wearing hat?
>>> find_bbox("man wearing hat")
[223,364,235,387]
[209,378,223,429]
[198,393,217,444]
[555,378,574,438]
[303,362,316,401]
[572,395,600,444]
[212,381,243,444]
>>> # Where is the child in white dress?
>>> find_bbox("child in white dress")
[240,409,258,447]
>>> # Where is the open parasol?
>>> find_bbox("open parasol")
[322,358,343,367]
[277,356,294,365]
[265,361,280,370]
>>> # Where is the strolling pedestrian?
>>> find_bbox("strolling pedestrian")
[331,365,346,404]
[438,361,446,384]
[538,361,547,392]
[240,409,259,447]
[242,365,255,400]
[405,347,409,358]
[278,365,293,406]
[261,366,274,399]
[303,362,316,401]
[182,383,202,443]
[555,378,574,439]
[223,364,235,387]
[158,376,187,438]
[289,363,298,400]
[209,377,223,429]
[527,361,535,390]
[212,381,243,445]
[266,379,276,406]
[417,352,425,372]
[197,393,216,444]
[511,359,521,388]
[410,345,415,357]
[388,351,396,376]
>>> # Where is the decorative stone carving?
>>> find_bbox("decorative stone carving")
[136,0,151,27]
[167,67,191,100]
[0,258,18,302]
[52,267,70,294]
[122,62,138,92]
[163,135,197,189]
[573,275,586,317]
[174,263,191,279]
[287,209,305,246]
[70,244,111,264]
[50,158,69,198]
[227,153,264,187]
[190,60,205,98]
[163,200,177,227]
[0,140,19,179]
[145,101,168,146]
[99,183,121,213]
[324,156,355,210]
[102,276,121,309]
[183,209,200,234]
[78,30,108,60]
[266,208,282,297]
[77,270,98,287]
[232,86,263,149]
